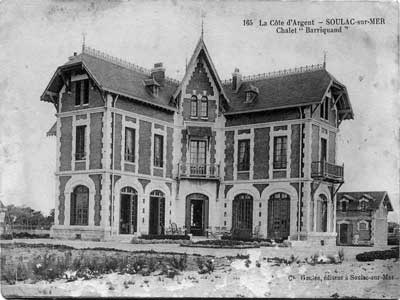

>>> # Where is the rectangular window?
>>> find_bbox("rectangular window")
[341,201,347,212]
[200,97,208,117]
[124,127,135,162]
[190,140,207,175]
[273,136,287,169]
[75,81,81,106]
[82,79,89,105]
[321,138,327,162]
[237,139,250,171]
[75,80,89,105]
[75,125,86,160]
[154,134,164,168]
[190,97,198,117]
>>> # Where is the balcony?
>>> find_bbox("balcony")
[178,163,220,180]
[311,161,344,183]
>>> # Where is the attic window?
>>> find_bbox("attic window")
[340,199,348,212]
[144,78,160,96]
[244,84,259,103]
[152,85,159,96]
[359,199,368,211]
[245,92,252,103]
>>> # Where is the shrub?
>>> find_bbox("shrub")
[139,234,190,240]
[197,258,214,274]
[0,233,13,240]
[170,254,187,271]
[356,247,399,262]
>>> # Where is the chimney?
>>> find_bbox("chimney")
[232,68,242,91]
[151,62,165,86]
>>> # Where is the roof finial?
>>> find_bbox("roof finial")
[82,32,86,52]
[201,13,205,39]
[323,50,327,68]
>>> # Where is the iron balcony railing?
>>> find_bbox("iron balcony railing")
[311,160,344,183]
[178,163,220,179]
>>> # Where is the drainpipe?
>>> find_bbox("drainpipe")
[297,107,303,241]
[111,94,119,236]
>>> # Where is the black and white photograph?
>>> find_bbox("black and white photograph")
[0,0,399,298]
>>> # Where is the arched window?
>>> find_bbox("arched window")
[232,194,253,238]
[268,193,290,239]
[70,185,89,226]
[149,190,165,235]
[190,96,198,117]
[200,96,208,118]
[120,187,138,234]
[317,194,328,232]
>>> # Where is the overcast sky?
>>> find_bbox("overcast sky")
[0,0,398,220]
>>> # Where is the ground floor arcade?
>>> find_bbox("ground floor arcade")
[51,173,339,245]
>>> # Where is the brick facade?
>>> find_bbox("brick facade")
[47,40,351,245]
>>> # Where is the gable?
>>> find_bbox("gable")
[185,57,214,96]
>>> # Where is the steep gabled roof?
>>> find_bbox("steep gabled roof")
[337,191,393,211]
[222,66,353,118]
[173,37,229,103]
[41,47,179,112]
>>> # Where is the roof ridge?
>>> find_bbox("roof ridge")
[82,45,180,85]
[222,63,325,84]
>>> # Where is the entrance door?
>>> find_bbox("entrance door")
[190,199,204,236]
[268,193,290,240]
[149,190,165,235]
[190,140,207,176]
[119,187,138,234]
[339,223,348,244]
[232,194,253,239]
[185,193,209,236]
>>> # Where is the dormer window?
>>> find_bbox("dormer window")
[244,84,259,103]
[359,199,368,211]
[152,85,159,96]
[340,200,348,212]
[144,78,160,96]
[245,92,252,103]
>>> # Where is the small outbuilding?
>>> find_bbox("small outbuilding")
[336,191,393,246]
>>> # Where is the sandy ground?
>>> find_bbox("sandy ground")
[1,239,399,298]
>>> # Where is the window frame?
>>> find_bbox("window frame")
[124,127,136,163]
[359,199,368,211]
[190,95,198,117]
[153,134,164,168]
[237,139,250,172]
[70,185,89,226]
[200,96,208,118]
[340,200,348,212]
[75,79,90,106]
[273,136,288,170]
[75,125,86,161]
[358,220,369,230]
[75,81,81,106]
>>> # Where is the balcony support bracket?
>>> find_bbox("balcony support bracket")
[311,180,322,198]
[332,182,343,199]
